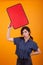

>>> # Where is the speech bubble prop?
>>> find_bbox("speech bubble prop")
[7,3,29,29]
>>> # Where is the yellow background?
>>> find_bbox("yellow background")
[0,0,43,65]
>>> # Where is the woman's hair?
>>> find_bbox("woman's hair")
[21,26,33,40]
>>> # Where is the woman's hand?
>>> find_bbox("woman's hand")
[30,48,41,56]
[8,23,13,29]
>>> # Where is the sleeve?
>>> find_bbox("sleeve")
[13,37,20,45]
[32,41,39,51]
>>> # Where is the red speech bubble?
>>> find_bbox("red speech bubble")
[7,3,29,29]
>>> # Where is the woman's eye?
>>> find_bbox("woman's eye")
[23,31,27,33]
[25,31,27,33]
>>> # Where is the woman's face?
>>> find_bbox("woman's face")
[22,29,30,38]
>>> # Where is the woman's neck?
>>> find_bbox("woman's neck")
[24,36,30,42]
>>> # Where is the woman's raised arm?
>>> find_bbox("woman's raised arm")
[6,24,13,42]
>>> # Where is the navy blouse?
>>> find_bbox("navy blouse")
[13,37,38,59]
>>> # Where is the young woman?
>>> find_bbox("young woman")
[7,25,40,65]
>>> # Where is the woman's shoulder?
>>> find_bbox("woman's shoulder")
[29,38,37,44]
[14,36,24,40]
[19,37,24,39]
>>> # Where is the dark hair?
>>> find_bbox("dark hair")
[21,26,33,40]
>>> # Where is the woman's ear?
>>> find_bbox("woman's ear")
[29,32,30,35]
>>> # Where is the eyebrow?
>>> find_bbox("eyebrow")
[23,30,27,32]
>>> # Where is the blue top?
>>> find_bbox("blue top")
[13,37,38,59]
